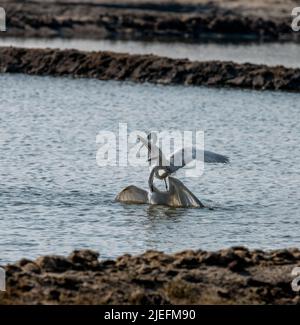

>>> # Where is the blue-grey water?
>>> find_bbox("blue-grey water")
[0,37,300,68]
[0,73,299,264]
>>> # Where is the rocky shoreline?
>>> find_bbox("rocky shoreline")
[2,0,299,42]
[1,247,300,304]
[1,47,300,91]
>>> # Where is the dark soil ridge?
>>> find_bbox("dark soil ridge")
[5,0,222,14]
[1,0,299,42]
[1,47,300,91]
[1,247,300,304]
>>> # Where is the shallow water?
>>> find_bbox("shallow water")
[0,74,299,264]
[1,37,300,68]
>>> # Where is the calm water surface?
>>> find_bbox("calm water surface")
[0,37,300,67]
[0,74,299,264]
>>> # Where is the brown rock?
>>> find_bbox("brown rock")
[1,247,300,305]
[1,47,299,92]
[36,255,73,273]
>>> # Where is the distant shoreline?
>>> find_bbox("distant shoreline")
[2,0,300,42]
[1,47,300,92]
[1,247,300,304]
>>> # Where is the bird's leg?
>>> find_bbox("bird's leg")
[164,178,168,191]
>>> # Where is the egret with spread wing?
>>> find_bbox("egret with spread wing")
[137,134,229,188]
[116,133,229,208]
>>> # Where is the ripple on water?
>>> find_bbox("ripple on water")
[0,74,299,263]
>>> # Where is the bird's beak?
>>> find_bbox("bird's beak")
[137,142,145,155]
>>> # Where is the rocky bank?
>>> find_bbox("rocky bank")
[0,47,300,91]
[1,0,299,42]
[1,247,300,304]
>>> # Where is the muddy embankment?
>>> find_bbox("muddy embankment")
[1,47,300,91]
[1,247,300,304]
[1,0,300,42]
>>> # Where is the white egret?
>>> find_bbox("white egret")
[116,133,229,208]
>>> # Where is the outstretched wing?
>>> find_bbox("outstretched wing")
[168,177,204,208]
[115,185,148,204]
[168,146,229,174]
[203,150,229,163]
